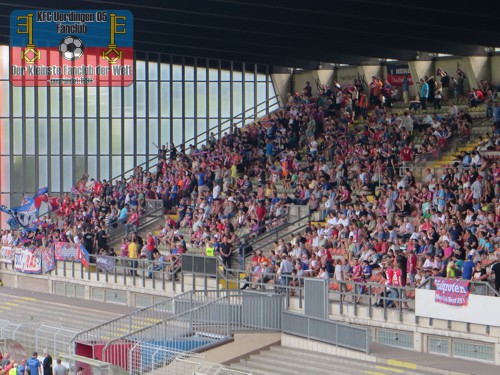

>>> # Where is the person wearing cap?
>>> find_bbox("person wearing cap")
[26,352,41,375]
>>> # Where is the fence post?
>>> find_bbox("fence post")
[366,328,371,354]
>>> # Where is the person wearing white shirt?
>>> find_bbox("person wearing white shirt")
[212,184,221,200]
[327,216,339,226]
[470,178,483,200]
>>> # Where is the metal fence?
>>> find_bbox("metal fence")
[71,291,205,346]
[49,254,180,292]
[101,296,235,369]
[164,354,269,375]
[0,322,79,357]
[419,277,499,297]
[128,342,205,375]
[98,289,283,370]
[282,311,371,353]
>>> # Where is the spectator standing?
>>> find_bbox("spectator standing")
[437,68,450,103]
[402,74,410,105]
[462,255,474,281]
[145,232,155,261]
[42,350,52,375]
[52,359,67,375]
[128,238,139,276]
[219,236,232,271]
[419,78,429,110]
[26,352,41,375]
[434,82,442,110]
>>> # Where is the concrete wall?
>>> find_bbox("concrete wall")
[358,65,383,86]
[491,56,500,82]
[415,289,500,327]
[336,66,359,85]
[271,73,292,106]
[316,69,335,88]
[467,56,490,87]
[287,291,500,364]
[293,70,319,96]
[408,60,434,83]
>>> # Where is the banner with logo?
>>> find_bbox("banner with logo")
[434,278,470,306]
[10,9,134,87]
[0,246,15,263]
[96,255,115,272]
[386,64,413,86]
[14,248,42,274]
[54,241,81,261]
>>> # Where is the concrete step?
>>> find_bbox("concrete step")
[267,346,432,375]
[0,295,119,330]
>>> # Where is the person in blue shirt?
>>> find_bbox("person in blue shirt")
[26,352,41,375]
[118,204,129,224]
[461,255,474,280]
[18,358,27,375]
[419,78,429,110]
[196,168,206,188]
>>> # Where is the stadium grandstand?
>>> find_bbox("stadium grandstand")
[0,1,500,374]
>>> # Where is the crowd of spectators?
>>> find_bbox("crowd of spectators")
[1,72,500,299]
[0,350,63,375]
[236,76,500,299]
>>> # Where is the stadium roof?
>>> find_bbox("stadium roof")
[0,0,498,69]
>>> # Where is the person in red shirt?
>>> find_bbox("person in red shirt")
[146,232,156,260]
[126,208,140,236]
[255,201,267,226]
[400,145,413,167]
[406,249,418,285]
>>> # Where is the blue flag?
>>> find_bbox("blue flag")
[0,197,39,231]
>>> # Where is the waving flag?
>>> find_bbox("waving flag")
[33,187,48,208]
[78,244,90,267]
[0,197,39,231]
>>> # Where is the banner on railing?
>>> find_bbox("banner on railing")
[96,255,115,272]
[434,278,470,306]
[0,246,16,263]
[41,247,56,273]
[54,241,81,262]
[14,248,42,274]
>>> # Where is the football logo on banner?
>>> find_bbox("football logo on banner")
[10,10,133,86]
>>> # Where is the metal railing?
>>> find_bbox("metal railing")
[49,253,182,292]
[71,291,199,346]
[418,277,500,297]
[101,296,236,369]
[107,199,165,244]
[128,343,205,375]
[165,354,268,375]
[101,288,284,370]
[282,311,371,354]
[232,206,310,269]
[0,322,79,357]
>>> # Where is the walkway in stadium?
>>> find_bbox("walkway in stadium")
[0,287,137,330]
[229,341,500,375]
